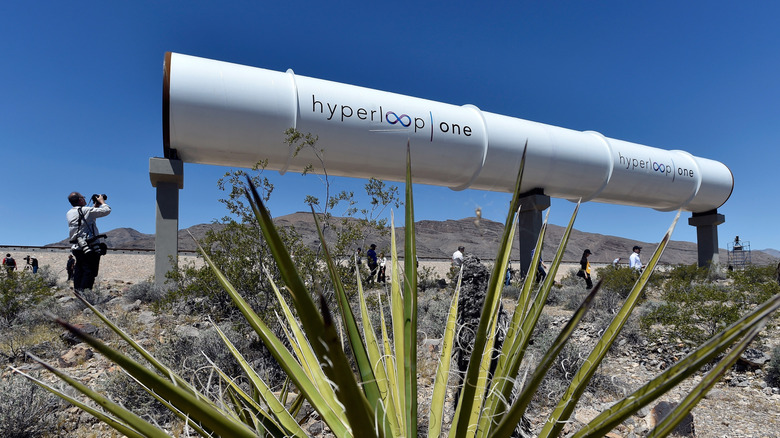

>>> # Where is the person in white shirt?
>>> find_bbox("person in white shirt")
[452,246,465,267]
[629,246,644,271]
[67,192,111,291]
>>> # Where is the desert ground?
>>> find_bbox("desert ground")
[2,246,778,437]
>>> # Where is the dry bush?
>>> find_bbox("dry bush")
[0,374,61,437]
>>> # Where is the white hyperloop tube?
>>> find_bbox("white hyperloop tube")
[163,52,734,213]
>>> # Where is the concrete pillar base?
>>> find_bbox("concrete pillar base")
[687,209,725,269]
[517,190,551,277]
[149,158,184,287]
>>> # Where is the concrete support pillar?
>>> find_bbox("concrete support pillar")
[149,158,184,287]
[687,209,725,268]
[517,190,551,277]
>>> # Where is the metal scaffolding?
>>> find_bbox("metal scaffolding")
[727,236,751,270]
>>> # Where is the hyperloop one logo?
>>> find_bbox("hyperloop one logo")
[385,111,411,127]
[311,95,474,142]
[618,152,695,180]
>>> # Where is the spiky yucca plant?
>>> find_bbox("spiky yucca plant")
[13,144,780,437]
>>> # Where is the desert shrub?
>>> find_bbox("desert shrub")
[502,282,522,300]
[417,287,452,340]
[417,264,442,292]
[0,270,55,327]
[544,269,584,307]
[0,374,60,437]
[125,280,166,303]
[525,314,586,407]
[662,263,709,285]
[162,221,299,323]
[33,265,59,288]
[642,263,780,347]
[729,264,780,311]
[102,370,175,427]
[765,345,780,388]
[155,322,285,392]
[641,265,745,346]
[0,322,63,363]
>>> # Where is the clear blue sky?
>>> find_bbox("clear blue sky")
[2,1,778,253]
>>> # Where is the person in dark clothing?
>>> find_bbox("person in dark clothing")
[365,244,378,286]
[578,249,593,289]
[24,255,39,273]
[66,255,75,281]
[2,253,17,275]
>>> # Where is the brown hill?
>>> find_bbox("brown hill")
[47,213,778,265]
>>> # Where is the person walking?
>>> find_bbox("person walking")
[365,244,378,286]
[452,246,465,267]
[629,245,644,272]
[578,249,593,290]
[377,252,387,284]
[2,253,17,275]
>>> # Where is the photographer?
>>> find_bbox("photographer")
[67,192,111,291]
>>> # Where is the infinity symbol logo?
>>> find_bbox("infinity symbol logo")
[386,111,412,127]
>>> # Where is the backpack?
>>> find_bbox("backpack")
[5,257,15,268]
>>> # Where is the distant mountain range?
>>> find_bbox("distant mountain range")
[47,213,780,265]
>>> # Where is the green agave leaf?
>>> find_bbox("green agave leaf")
[11,367,147,438]
[466,299,507,438]
[357,264,402,436]
[428,272,462,438]
[574,291,780,438]
[491,284,601,437]
[483,200,580,438]
[540,211,681,438]
[403,142,419,438]
[265,269,345,415]
[49,321,259,438]
[72,290,200,396]
[193,238,350,437]
[311,204,388,432]
[471,214,521,438]
[389,209,407,431]
[71,289,216,436]
[210,322,305,437]
[647,321,766,438]
[453,141,528,438]
[244,177,379,438]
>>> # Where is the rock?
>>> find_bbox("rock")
[122,299,142,312]
[704,388,728,401]
[136,310,157,325]
[307,420,324,436]
[574,407,600,424]
[61,323,99,345]
[735,348,770,370]
[648,401,695,437]
[106,296,125,307]
[58,344,94,367]
[421,338,441,354]
[174,324,201,338]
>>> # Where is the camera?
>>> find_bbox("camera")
[69,234,108,255]
[91,193,108,204]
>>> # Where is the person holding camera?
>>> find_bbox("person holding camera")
[67,192,111,291]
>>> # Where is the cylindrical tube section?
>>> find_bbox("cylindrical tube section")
[164,52,733,213]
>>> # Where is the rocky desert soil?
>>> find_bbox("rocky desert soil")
[2,247,778,437]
